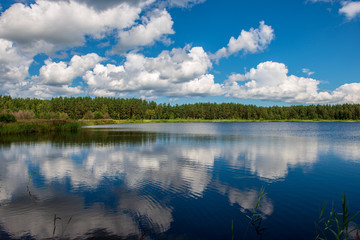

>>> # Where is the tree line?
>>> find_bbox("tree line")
[1,95,360,121]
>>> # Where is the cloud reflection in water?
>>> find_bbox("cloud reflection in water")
[1,125,359,239]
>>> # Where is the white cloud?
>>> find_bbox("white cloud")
[84,46,223,98]
[38,53,104,85]
[115,9,174,53]
[6,53,104,98]
[10,84,84,99]
[306,0,333,3]
[0,1,178,56]
[164,0,206,8]
[46,0,203,10]
[146,46,213,83]
[160,74,222,97]
[226,73,247,83]
[302,68,315,76]
[339,1,360,19]
[72,0,155,10]
[307,0,360,20]
[225,61,360,104]
[0,39,32,84]
[331,83,360,103]
[0,39,34,97]
[0,0,143,54]
[213,21,274,61]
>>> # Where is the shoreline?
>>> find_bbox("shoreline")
[1,118,360,135]
[80,118,360,125]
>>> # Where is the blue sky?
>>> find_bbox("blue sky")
[0,0,359,105]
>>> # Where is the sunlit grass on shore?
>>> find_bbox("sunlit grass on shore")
[0,120,81,135]
[1,118,360,135]
[80,118,360,124]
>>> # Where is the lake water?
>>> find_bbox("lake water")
[1,122,360,239]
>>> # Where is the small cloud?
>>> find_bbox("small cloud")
[339,1,360,20]
[225,73,247,83]
[158,0,206,8]
[211,21,275,62]
[140,95,159,100]
[302,68,315,76]
[98,41,111,48]
[306,0,334,3]
[169,98,180,102]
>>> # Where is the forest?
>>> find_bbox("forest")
[1,95,360,121]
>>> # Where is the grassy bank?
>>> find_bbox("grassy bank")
[81,118,360,124]
[0,120,81,135]
[1,118,360,135]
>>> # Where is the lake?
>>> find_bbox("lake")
[1,122,360,239]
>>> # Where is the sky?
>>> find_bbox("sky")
[0,0,359,105]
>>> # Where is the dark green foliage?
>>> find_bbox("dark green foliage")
[93,111,104,119]
[1,95,360,121]
[0,120,80,135]
[0,113,17,123]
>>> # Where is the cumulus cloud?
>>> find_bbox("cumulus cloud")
[0,39,32,83]
[6,53,103,98]
[226,61,318,103]
[213,21,274,61]
[0,39,34,97]
[225,61,360,104]
[331,83,360,103]
[38,53,104,85]
[0,0,178,55]
[0,1,358,105]
[9,83,83,99]
[339,1,360,19]
[0,0,143,54]
[84,46,223,98]
[115,9,174,53]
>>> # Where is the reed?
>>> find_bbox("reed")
[246,186,267,240]
[315,194,359,240]
[234,187,268,240]
[53,214,73,239]
[26,171,39,201]
[0,120,81,135]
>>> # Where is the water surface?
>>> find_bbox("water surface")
[1,122,360,239]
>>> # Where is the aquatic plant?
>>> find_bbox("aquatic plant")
[53,214,73,239]
[26,171,39,201]
[233,187,268,240]
[315,194,360,240]
[246,186,267,240]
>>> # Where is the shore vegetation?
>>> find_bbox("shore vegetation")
[1,95,360,135]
